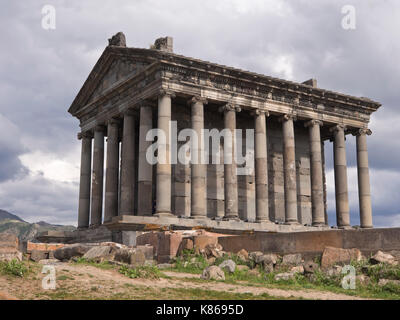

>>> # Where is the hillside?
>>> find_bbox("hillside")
[0,209,75,241]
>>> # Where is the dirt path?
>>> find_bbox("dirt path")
[0,263,372,300]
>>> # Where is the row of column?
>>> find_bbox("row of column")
[77,92,373,229]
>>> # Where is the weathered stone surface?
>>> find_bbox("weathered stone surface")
[194,235,218,250]
[30,250,48,262]
[0,234,22,261]
[201,266,225,280]
[129,251,146,267]
[356,275,370,286]
[204,243,224,258]
[303,261,318,274]
[83,246,113,260]
[264,263,274,274]
[282,253,302,265]
[275,272,296,281]
[291,265,305,274]
[326,265,342,277]
[370,251,397,265]
[236,249,249,261]
[179,238,194,254]
[38,259,60,265]
[53,244,92,261]
[249,251,264,263]
[157,263,175,269]
[321,247,362,269]
[378,279,400,286]
[136,245,154,260]
[0,251,22,262]
[219,259,236,273]
[260,253,278,265]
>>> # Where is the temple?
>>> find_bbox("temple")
[68,32,381,236]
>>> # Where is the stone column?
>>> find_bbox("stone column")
[137,102,153,216]
[280,114,298,224]
[355,128,373,228]
[120,109,136,216]
[330,124,350,228]
[77,132,92,229]
[90,126,105,227]
[104,119,120,223]
[253,109,270,222]
[189,96,208,218]
[156,90,175,216]
[305,120,325,226]
[220,103,241,220]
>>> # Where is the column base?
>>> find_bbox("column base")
[222,216,241,221]
[256,218,272,224]
[338,225,352,230]
[284,220,300,225]
[154,211,174,218]
[312,222,326,227]
[190,215,208,220]
[89,224,101,229]
[360,225,373,229]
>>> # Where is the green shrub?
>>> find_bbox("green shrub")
[119,265,161,279]
[0,259,28,277]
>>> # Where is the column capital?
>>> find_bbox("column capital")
[329,124,347,133]
[304,119,323,128]
[123,108,136,116]
[137,99,155,109]
[353,128,372,136]
[251,109,269,117]
[278,113,296,122]
[107,118,121,127]
[188,95,208,106]
[219,103,241,113]
[158,88,176,99]
[77,131,93,140]
[94,125,106,133]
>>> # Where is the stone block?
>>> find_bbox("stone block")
[321,246,362,269]
[30,250,48,262]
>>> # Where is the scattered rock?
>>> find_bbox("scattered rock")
[378,279,400,287]
[38,259,60,265]
[303,261,319,274]
[204,244,224,259]
[370,251,397,265]
[356,275,370,286]
[275,272,296,281]
[30,250,48,262]
[157,263,175,269]
[236,249,249,261]
[207,257,216,265]
[201,266,225,280]
[291,265,305,274]
[282,253,302,265]
[326,265,343,277]
[181,238,194,251]
[261,253,278,266]
[219,259,236,273]
[83,246,113,261]
[53,244,92,261]
[321,247,362,269]
[249,251,264,263]
[129,251,146,267]
[236,265,249,272]
[114,248,146,267]
[264,263,274,274]
[136,245,154,260]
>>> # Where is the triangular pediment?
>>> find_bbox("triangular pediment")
[87,57,147,104]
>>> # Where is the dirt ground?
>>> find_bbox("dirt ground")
[0,262,374,300]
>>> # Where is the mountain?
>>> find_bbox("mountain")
[0,209,75,241]
[0,209,25,222]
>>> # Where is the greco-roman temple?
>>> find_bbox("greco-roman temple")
[67,33,381,242]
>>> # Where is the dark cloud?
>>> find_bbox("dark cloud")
[0,0,399,226]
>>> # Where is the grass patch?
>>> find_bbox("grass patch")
[0,259,29,277]
[119,265,162,279]
[72,257,114,270]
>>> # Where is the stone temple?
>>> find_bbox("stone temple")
[68,32,381,240]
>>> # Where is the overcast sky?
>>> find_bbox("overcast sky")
[0,0,399,227]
